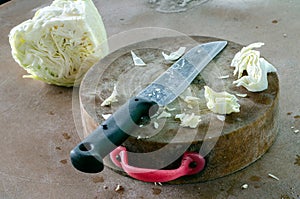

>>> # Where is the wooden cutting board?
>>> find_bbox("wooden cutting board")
[79,36,279,184]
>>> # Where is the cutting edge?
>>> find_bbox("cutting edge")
[137,41,227,106]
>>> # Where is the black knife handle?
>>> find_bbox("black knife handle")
[70,96,159,173]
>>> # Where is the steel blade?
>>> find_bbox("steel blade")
[137,41,227,106]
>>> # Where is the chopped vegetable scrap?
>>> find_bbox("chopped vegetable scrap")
[268,173,279,181]
[218,75,230,79]
[153,122,159,129]
[114,184,124,193]
[175,113,201,128]
[164,106,176,112]
[241,184,249,189]
[231,42,264,78]
[216,115,225,121]
[101,85,118,106]
[154,182,162,186]
[236,93,247,98]
[101,114,112,120]
[204,86,240,115]
[157,111,172,119]
[131,51,146,66]
[231,42,277,92]
[182,96,202,108]
[162,47,186,61]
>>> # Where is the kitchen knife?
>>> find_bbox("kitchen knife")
[70,41,227,173]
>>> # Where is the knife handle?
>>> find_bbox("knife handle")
[70,97,159,173]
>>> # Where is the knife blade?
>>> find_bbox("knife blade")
[70,41,227,173]
[138,41,228,106]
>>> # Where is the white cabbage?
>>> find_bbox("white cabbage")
[233,58,277,92]
[204,86,240,115]
[231,42,264,78]
[157,111,172,119]
[101,84,118,106]
[9,0,108,86]
[231,42,277,92]
[182,96,201,109]
[175,113,201,128]
[131,51,146,66]
[162,47,186,61]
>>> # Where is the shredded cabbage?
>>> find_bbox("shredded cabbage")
[175,113,201,128]
[231,42,277,92]
[204,86,240,115]
[9,0,108,86]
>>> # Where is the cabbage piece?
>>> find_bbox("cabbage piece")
[230,42,277,92]
[182,96,201,109]
[157,111,172,119]
[131,51,146,66]
[231,42,264,78]
[204,86,240,115]
[153,122,159,129]
[175,113,201,128]
[162,47,186,61]
[9,0,108,86]
[101,84,118,106]
[233,57,277,92]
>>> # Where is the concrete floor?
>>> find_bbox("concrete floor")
[0,0,299,198]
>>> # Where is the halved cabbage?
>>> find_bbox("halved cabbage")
[9,0,108,86]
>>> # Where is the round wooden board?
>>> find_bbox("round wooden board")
[79,36,279,184]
